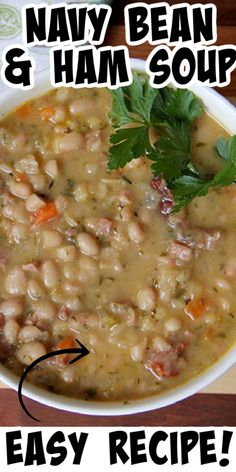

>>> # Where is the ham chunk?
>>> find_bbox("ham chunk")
[169,241,193,262]
[0,248,10,269]
[151,176,174,216]
[22,260,41,273]
[85,217,114,238]
[145,341,187,379]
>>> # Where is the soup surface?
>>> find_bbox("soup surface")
[0,86,235,401]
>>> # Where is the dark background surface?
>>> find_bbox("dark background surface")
[106,0,236,95]
[1,391,236,426]
[1,0,236,426]
[110,0,236,26]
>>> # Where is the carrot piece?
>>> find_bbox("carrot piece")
[151,361,166,377]
[55,336,75,351]
[55,336,75,366]
[185,297,208,320]
[40,107,54,122]
[205,327,214,340]
[31,202,58,225]
[17,103,31,119]
[15,173,28,183]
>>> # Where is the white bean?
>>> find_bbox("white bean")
[85,162,98,175]
[33,299,56,321]
[89,182,107,199]
[55,194,68,213]
[11,223,28,244]
[185,281,202,300]
[164,317,182,333]
[140,317,156,331]
[52,319,67,337]
[99,248,122,273]
[225,258,236,277]
[50,290,64,305]
[12,205,29,224]
[78,256,99,283]
[214,278,231,291]
[3,203,14,220]
[16,342,47,365]
[130,341,146,362]
[61,366,76,383]
[152,335,172,352]
[56,245,77,262]
[56,87,70,102]
[63,282,80,295]
[125,157,144,169]
[54,125,66,134]
[53,106,66,123]
[18,325,42,342]
[64,297,81,311]
[0,162,13,174]
[171,298,186,310]
[43,160,59,179]
[204,312,216,325]
[73,183,89,202]
[128,222,145,243]
[137,288,157,311]
[63,262,78,281]
[53,132,84,154]
[86,116,101,131]
[5,267,27,295]
[41,260,59,288]
[0,299,23,318]
[27,280,46,300]
[64,213,78,228]
[86,131,102,152]
[29,173,47,194]
[9,181,31,199]
[77,232,99,257]
[15,155,39,175]
[4,319,20,344]
[69,97,93,115]
[25,194,45,212]
[120,207,133,222]
[216,295,231,312]
[139,207,153,224]
[158,265,178,303]
[42,230,63,250]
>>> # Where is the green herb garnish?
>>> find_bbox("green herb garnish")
[107,73,236,212]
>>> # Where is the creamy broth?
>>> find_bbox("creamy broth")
[0,86,235,401]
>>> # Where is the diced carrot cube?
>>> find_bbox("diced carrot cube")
[185,297,207,320]
[15,173,28,183]
[55,336,75,366]
[17,104,31,118]
[31,202,58,225]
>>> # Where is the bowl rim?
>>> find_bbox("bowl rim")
[0,58,236,416]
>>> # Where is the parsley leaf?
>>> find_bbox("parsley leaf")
[171,136,236,211]
[150,121,191,181]
[109,73,158,128]
[123,73,158,123]
[151,88,204,124]
[109,88,136,128]
[107,73,236,213]
[107,126,151,171]
[108,76,203,174]
[216,136,234,161]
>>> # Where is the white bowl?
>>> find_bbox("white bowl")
[0,59,236,416]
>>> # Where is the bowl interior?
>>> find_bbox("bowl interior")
[0,59,236,415]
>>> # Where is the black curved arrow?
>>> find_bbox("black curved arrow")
[18,339,90,422]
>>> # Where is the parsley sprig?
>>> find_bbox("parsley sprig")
[107,73,236,212]
[170,136,236,211]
